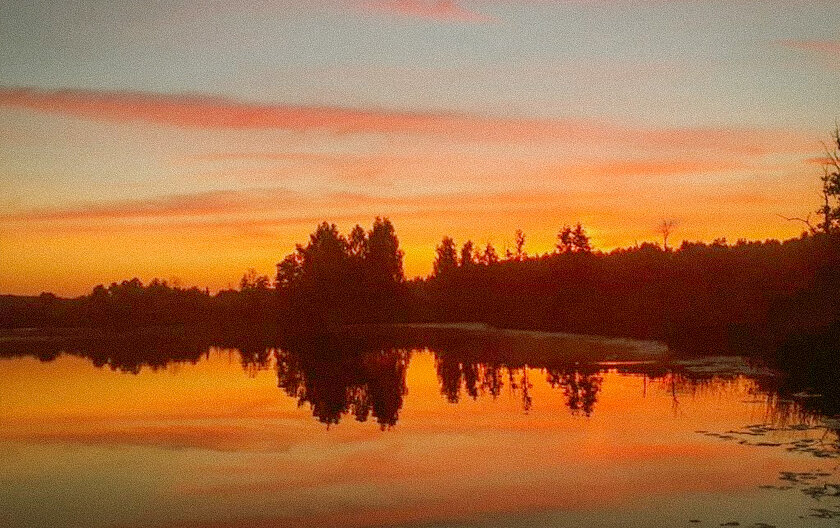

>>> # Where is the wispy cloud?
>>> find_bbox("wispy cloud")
[0,188,304,223]
[558,158,745,179]
[777,39,840,69]
[0,175,799,231]
[777,39,840,56]
[805,155,836,166]
[173,151,747,187]
[0,87,596,142]
[0,186,632,228]
[358,0,495,23]
[0,88,810,155]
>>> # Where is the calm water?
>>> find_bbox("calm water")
[1,329,839,528]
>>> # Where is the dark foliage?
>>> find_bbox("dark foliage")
[275,217,407,331]
[414,232,840,356]
[1,219,838,368]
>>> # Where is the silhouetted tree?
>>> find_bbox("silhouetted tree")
[480,242,499,265]
[460,240,477,267]
[294,222,352,328]
[818,125,840,233]
[433,237,459,277]
[657,219,676,251]
[275,252,303,290]
[365,217,404,283]
[239,268,270,291]
[782,126,840,234]
[364,217,406,321]
[513,229,527,261]
[348,224,367,258]
[556,223,592,254]
[272,218,406,329]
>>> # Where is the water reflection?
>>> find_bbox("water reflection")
[547,368,602,416]
[6,329,840,528]
[1,328,838,427]
[275,339,409,428]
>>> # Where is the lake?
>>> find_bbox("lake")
[1,326,839,528]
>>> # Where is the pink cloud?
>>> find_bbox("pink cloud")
[777,39,840,70]
[777,39,840,56]
[0,187,628,227]
[559,158,744,179]
[0,88,810,156]
[0,172,794,230]
[805,155,836,166]
[359,0,495,23]
[174,151,746,187]
[0,188,305,222]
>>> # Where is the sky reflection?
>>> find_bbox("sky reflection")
[2,341,839,527]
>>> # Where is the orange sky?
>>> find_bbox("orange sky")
[0,88,824,295]
[1,1,838,296]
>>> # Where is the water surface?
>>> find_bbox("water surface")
[1,329,839,528]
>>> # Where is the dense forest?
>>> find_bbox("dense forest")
[2,225,838,358]
[2,130,839,365]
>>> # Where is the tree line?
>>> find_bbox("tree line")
[2,129,839,362]
[3,223,837,356]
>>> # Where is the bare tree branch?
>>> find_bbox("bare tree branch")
[656,219,676,250]
[777,213,817,234]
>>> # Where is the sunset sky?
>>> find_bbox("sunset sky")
[1,0,838,296]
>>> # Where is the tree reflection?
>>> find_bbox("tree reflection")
[435,354,597,415]
[238,345,273,377]
[434,355,523,406]
[0,329,211,374]
[3,328,840,427]
[547,368,602,417]
[275,337,409,429]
